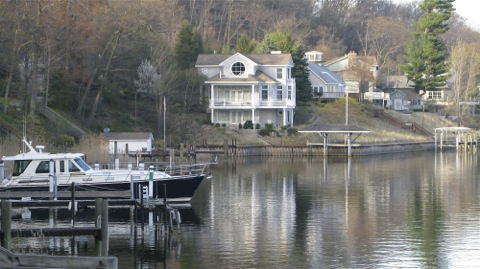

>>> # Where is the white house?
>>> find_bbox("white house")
[306,51,345,100]
[324,51,378,95]
[101,132,154,154]
[195,52,296,127]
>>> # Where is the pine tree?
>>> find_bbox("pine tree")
[401,0,454,93]
[235,33,256,54]
[174,21,203,70]
[292,46,312,104]
[258,32,312,103]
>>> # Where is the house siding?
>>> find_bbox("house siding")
[196,53,296,127]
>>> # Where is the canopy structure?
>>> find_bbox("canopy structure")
[299,124,370,157]
[434,127,475,150]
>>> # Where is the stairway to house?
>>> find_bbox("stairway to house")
[39,105,88,138]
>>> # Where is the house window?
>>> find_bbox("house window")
[287,68,291,79]
[277,85,283,100]
[261,85,268,101]
[287,86,292,100]
[231,62,245,76]
[428,91,442,100]
[312,86,323,97]
[277,68,283,79]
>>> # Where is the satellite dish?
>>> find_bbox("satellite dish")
[103,128,110,133]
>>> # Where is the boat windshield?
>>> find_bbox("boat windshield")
[74,158,91,171]
[12,160,32,176]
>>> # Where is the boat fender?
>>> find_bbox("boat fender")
[176,210,182,224]
[68,201,78,213]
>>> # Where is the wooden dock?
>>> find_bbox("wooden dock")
[0,246,117,269]
[0,190,131,200]
[0,199,116,268]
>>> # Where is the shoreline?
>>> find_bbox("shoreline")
[194,140,472,157]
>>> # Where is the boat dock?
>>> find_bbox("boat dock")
[0,187,190,268]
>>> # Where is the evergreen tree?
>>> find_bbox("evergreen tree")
[258,32,312,103]
[235,33,256,54]
[292,46,312,104]
[174,21,203,70]
[401,0,454,93]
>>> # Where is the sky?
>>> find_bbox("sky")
[395,0,480,29]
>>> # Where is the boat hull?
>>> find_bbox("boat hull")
[0,174,206,202]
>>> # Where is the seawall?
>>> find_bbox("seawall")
[195,141,468,158]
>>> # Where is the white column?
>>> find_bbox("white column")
[347,133,352,157]
[211,85,215,123]
[283,108,287,126]
[251,85,255,124]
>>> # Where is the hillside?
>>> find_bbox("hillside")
[0,98,469,158]
[188,99,463,147]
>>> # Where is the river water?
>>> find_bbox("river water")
[9,151,480,268]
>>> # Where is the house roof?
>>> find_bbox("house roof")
[325,53,378,67]
[308,63,344,84]
[196,53,292,66]
[205,70,277,83]
[391,89,421,100]
[101,132,154,141]
[381,75,414,89]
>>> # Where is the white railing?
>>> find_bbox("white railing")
[211,99,293,107]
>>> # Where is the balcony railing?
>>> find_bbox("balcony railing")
[211,99,294,107]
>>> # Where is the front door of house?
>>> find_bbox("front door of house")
[231,111,243,124]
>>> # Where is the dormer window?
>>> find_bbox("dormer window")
[231,62,245,76]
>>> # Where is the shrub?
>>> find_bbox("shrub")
[258,129,270,136]
[243,120,253,129]
[221,123,226,127]
[238,123,243,129]
[287,127,298,136]
[255,123,260,129]
[264,123,274,131]
[215,123,221,127]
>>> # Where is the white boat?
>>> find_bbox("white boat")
[0,138,208,202]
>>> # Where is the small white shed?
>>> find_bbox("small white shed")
[101,132,154,154]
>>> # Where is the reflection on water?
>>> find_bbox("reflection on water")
[9,151,480,268]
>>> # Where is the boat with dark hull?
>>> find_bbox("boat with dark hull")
[0,139,209,202]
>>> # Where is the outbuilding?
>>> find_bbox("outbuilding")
[101,132,154,154]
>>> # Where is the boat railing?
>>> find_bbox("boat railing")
[158,163,209,176]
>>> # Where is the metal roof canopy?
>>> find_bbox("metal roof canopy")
[434,126,473,150]
[299,124,370,157]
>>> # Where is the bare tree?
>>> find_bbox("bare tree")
[450,41,480,126]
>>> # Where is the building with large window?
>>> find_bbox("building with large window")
[195,52,296,127]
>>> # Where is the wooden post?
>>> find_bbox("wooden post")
[1,201,11,249]
[163,184,168,234]
[71,182,76,227]
[224,140,228,158]
[95,198,102,256]
[101,199,109,257]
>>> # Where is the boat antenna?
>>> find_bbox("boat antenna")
[23,118,27,153]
